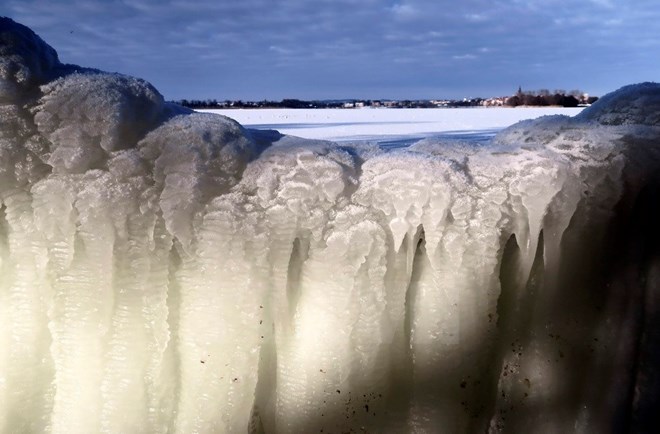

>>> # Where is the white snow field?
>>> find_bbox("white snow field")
[1,17,660,434]
[199,106,584,146]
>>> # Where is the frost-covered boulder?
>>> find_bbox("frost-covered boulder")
[1,16,659,434]
[576,81,660,125]
[140,113,261,249]
[34,73,169,172]
[0,17,60,102]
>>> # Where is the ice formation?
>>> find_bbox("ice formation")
[1,17,659,434]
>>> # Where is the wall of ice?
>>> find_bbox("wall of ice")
[1,17,659,433]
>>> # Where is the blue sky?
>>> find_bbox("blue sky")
[2,0,659,100]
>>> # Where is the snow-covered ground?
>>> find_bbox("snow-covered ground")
[200,107,584,146]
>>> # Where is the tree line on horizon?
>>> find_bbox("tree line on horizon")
[175,98,346,109]
[506,87,599,107]
[173,89,599,109]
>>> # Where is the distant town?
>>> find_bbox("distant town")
[174,88,599,110]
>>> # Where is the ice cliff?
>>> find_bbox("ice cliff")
[1,17,659,434]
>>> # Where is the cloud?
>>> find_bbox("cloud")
[453,54,477,60]
[465,13,488,22]
[269,45,294,56]
[589,0,614,8]
[389,3,418,20]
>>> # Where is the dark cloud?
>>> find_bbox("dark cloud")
[2,0,658,99]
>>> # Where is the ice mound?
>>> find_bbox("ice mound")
[576,81,660,126]
[0,17,60,101]
[1,17,660,434]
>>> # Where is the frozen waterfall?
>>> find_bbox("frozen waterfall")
[1,17,659,434]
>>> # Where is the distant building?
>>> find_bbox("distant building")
[431,100,450,107]
[481,97,507,107]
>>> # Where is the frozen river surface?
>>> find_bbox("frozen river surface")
[200,107,584,147]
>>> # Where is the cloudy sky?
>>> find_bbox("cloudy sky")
[2,0,659,100]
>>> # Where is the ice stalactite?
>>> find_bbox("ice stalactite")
[1,17,660,433]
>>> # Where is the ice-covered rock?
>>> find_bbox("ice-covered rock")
[1,17,659,434]
[0,17,61,102]
[576,81,660,126]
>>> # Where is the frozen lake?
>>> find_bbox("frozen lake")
[200,107,585,147]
